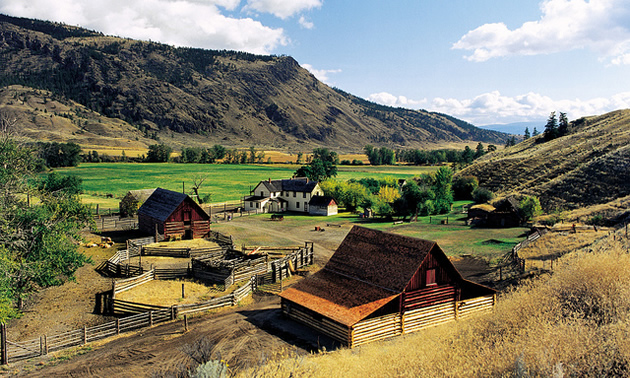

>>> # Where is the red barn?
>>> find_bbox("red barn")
[279,226,496,347]
[138,188,210,240]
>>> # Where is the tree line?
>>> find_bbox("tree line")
[365,143,496,166]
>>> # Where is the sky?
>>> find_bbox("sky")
[1,0,630,126]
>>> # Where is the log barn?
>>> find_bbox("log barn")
[279,226,496,347]
[138,188,210,240]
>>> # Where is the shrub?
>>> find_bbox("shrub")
[472,187,494,204]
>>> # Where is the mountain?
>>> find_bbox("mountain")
[479,121,542,136]
[457,109,630,218]
[0,14,507,152]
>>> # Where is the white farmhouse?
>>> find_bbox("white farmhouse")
[243,177,337,216]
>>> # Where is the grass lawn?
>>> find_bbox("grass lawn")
[54,163,439,205]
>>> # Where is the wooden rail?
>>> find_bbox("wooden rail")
[2,308,175,364]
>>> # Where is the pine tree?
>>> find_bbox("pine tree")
[558,112,569,136]
[524,127,530,139]
[544,111,558,141]
[532,127,539,136]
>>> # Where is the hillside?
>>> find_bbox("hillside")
[457,109,630,215]
[0,14,507,152]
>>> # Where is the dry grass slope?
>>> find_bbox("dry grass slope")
[238,229,630,377]
[459,109,630,215]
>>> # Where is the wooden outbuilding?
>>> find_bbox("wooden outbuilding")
[308,196,338,216]
[138,188,210,240]
[279,226,495,347]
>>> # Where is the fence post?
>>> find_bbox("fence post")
[83,325,87,345]
[116,319,120,335]
[43,335,47,355]
[150,311,154,327]
[1,323,7,365]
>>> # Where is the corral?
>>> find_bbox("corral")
[96,232,313,317]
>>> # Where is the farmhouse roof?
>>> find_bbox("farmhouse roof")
[280,226,462,326]
[138,187,190,221]
[257,177,318,193]
[127,188,156,203]
[308,195,336,207]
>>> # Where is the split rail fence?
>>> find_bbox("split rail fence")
[350,294,495,347]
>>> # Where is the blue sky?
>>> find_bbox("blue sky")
[1,0,629,126]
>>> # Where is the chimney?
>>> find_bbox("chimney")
[306,178,309,183]
[268,178,271,183]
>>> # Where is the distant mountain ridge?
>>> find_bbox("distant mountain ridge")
[0,14,507,152]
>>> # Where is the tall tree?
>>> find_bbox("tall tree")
[524,127,530,139]
[544,111,558,141]
[532,127,539,136]
[558,112,569,136]
[0,115,91,318]
[295,148,338,181]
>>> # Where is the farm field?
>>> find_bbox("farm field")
[53,162,439,205]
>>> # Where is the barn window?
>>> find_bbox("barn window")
[426,269,437,286]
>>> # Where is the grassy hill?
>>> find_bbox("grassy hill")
[0,14,507,152]
[457,109,630,219]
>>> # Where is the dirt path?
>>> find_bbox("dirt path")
[10,295,338,377]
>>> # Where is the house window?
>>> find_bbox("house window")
[256,203,260,209]
[293,191,296,197]
[303,192,307,198]
[250,202,254,207]
[260,191,264,196]
[296,202,300,208]
[426,269,437,286]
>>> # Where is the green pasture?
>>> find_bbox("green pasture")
[53,163,438,205]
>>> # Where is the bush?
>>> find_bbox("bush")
[472,187,494,204]
[519,195,542,221]
[453,176,479,200]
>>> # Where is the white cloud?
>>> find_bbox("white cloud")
[367,92,427,108]
[0,0,287,54]
[299,16,314,29]
[453,0,630,65]
[301,64,341,85]
[244,0,322,19]
[368,90,630,125]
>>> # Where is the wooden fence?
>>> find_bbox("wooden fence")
[284,294,495,348]
[94,216,138,231]
[1,308,174,364]
[349,295,496,347]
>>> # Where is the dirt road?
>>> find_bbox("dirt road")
[9,294,339,377]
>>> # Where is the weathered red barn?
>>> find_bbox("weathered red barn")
[279,226,496,347]
[138,188,210,240]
